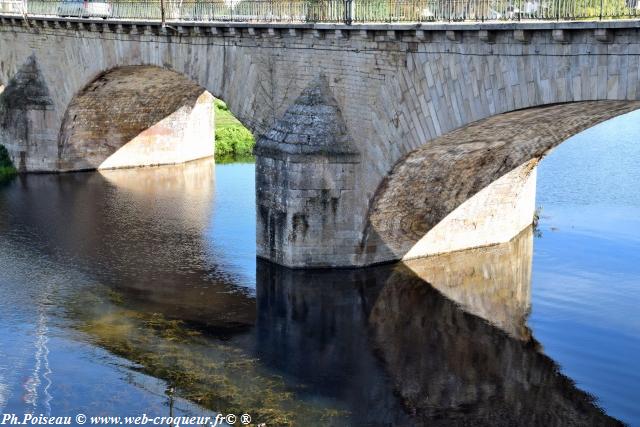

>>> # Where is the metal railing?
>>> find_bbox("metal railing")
[1,0,639,23]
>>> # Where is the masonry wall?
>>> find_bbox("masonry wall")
[1,19,640,266]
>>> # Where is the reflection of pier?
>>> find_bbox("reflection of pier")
[257,229,622,426]
[403,227,533,340]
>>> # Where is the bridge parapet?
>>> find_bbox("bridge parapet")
[1,13,639,41]
[2,0,640,24]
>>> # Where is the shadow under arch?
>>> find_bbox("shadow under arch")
[56,65,216,172]
[361,100,640,265]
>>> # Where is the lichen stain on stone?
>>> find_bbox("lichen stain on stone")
[290,212,309,242]
[0,54,53,146]
[0,54,53,113]
[320,189,331,211]
[261,207,287,262]
[331,196,339,215]
[0,55,53,169]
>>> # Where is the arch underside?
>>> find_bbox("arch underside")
[57,66,214,171]
[363,100,640,264]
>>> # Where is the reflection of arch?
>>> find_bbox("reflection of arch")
[404,226,533,340]
[369,264,622,426]
[56,66,214,171]
[362,101,640,265]
[256,235,623,425]
[0,160,255,331]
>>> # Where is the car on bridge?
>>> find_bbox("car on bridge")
[57,0,111,18]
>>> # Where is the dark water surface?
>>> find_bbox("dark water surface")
[0,113,639,426]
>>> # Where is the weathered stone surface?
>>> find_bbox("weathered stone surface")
[0,55,52,110]
[403,159,537,260]
[2,20,640,266]
[0,55,54,171]
[255,76,361,267]
[255,75,358,159]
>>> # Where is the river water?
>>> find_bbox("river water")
[0,112,639,426]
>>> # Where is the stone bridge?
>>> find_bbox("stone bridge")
[1,16,640,268]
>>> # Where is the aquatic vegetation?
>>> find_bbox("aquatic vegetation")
[532,206,543,238]
[70,287,347,426]
[214,99,255,163]
[0,145,16,182]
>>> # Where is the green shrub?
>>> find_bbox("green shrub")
[214,99,229,112]
[0,145,16,182]
[213,98,255,163]
[215,126,255,159]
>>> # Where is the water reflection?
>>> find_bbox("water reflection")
[0,162,624,425]
[403,227,533,340]
[0,160,254,333]
[257,234,621,426]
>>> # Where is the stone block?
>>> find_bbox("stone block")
[513,29,530,43]
[479,30,495,43]
[552,29,570,43]
[595,28,614,43]
[446,30,460,41]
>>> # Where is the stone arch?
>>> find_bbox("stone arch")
[56,65,216,171]
[360,100,640,265]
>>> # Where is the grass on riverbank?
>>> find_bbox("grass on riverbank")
[0,145,16,183]
[214,99,255,163]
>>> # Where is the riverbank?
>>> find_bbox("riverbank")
[0,145,16,182]
[214,99,255,163]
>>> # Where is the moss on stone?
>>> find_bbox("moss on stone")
[0,145,16,182]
